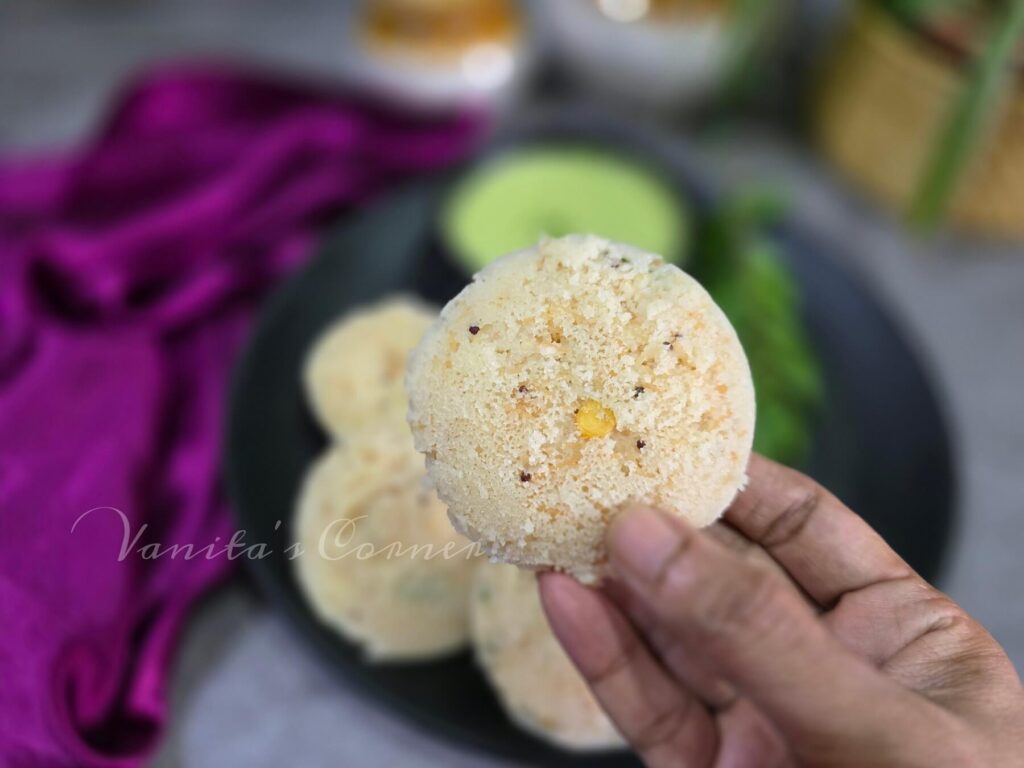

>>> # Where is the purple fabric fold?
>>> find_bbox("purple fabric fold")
[0,63,482,768]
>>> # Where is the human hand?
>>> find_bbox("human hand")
[539,455,1024,767]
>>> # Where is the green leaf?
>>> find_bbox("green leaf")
[691,191,823,467]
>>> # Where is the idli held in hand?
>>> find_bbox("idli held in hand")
[407,235,755,582]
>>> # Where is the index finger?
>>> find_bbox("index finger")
[723,454,916,606]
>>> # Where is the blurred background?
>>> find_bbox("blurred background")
[2,0,1023,766]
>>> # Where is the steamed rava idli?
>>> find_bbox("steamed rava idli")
[407,235,755,582]
[293,427,481,661]
[304,297,436,438]
[470,562,624,751]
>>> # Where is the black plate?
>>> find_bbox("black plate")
[226,125,956,766]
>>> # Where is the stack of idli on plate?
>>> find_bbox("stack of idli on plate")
[295,298,479,661]
[293,295,624,752]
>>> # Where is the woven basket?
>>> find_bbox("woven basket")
[815,3,1024,239]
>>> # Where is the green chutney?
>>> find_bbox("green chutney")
[442,146,689,273]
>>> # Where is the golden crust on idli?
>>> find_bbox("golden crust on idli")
[304,297,436,438]
[470,562,623,752]
[292,428,481,661]
[407,235,755,582]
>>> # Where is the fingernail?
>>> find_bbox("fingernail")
[608,505,690,585]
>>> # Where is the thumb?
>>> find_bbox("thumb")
[606,506,951,762]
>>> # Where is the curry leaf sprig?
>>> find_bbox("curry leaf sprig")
[691,191,823,466]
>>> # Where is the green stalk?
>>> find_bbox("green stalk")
[910,0,1024,229]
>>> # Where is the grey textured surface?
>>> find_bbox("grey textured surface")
[2,2,1022,766]
[154,586,498,768]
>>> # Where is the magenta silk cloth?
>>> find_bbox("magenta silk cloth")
[0,64,482,768]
